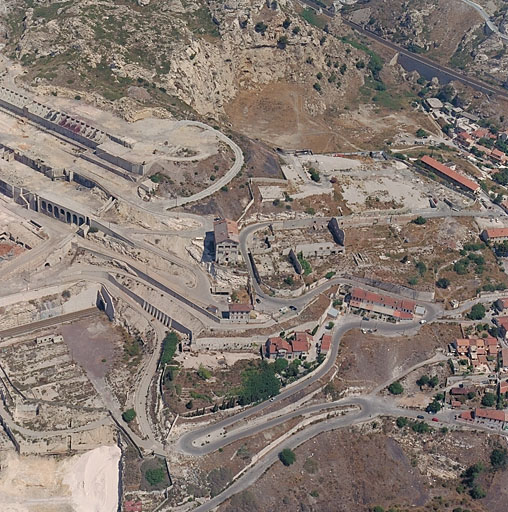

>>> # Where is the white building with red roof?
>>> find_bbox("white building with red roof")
[349,287,416,321]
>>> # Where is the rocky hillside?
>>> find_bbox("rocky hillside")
[0,0,369,123]
[349,0,508,87]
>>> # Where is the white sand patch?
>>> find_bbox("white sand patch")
[63,445,120,512]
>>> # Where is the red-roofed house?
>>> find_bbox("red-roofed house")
[491,148,507,164]
[420,155,480,194]
[457,131,474,148]
[471,128,492,139]
[459,410,474,421]
[496,317,508,341]
[265,337,293,359]
[228,303,253,323]
[349,287,415,321]
[291,332,312,357]
[481,228,508,243]
[499,380,508,395]
[495,298,508,313]
[320,334,332,354]
[500,348,508,369]
[474,408,507,428]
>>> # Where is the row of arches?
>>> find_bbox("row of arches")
[39,199,88,226]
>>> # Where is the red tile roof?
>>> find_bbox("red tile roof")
[266,337,292,354]
[460,410,474,421]
[228,303,253,313]
[320,334,332,351]
[475,408,507,422]
[472,128,490,139]
[350,288,416,314]
[498,298,508,310]
[214,218,239,244]
[292,332,312,352]
[484,228,508,240]
[501,348,508,365]
[420,155,480,192]
[491,148,507,161]
[497,317,508,331]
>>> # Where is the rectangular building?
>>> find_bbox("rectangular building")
[420,155,480,195]
[349,287,415,320]
[214,218,240,265]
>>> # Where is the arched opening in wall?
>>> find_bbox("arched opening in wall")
[72,214,77,224]
[47,204,53,213]
[54,209,59,219]
[78,217,84,226]
[66,212,71,223]
[44,262,50,268]
[41,200,47,211]
[60,208,64,217]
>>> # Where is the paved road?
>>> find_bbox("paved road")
[0,308,99,339]
[165,121,245,209]
[460,0,508,42]
[190,393,485,512]
[343,19,508,99]
[176,311,440,455]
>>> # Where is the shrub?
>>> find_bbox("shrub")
[254,22,267,34]
[436,278,450,289]
[388,381,403,395]
[412,216,427,225]
[122,408,136,423]
[313,82,322,92]
[279,448,296,466]
[396,416,408,428]
[145,467,165,486]
[160,332,179,366]
[490,447,507,469]
[284,275,294,286]
[308,167,320,182]
[482,392,496,407]
[468,304,486,320]
[277,36,288,49]
[197,365,212,380]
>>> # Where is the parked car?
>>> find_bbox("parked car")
[420,319,427,324]
[417,415,424,419]
[432,417,439,422]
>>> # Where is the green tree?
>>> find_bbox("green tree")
[284,275,294,286]
[122,408,136,423]
[145,467,166,486]
[470,485,486,499]
[436,278,450,289]
[160,332,179,366]
[482,392,497,407]
[416,261,427,276]
[396,416,408,428]
[416,128,427,138]
[274,358,289,373]
[416,375,429,388]
[388,381,404,395]
[279,448,296,466]
[490,447,507,470]
[412,216,427,225]
[426,400,442,413]
[468,304,486,320]
[238,361,280,405]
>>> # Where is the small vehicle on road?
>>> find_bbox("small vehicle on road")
[432,417,439,422]
[417,415,424,419]
[289,305,297,311]
[419,319,427,324]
